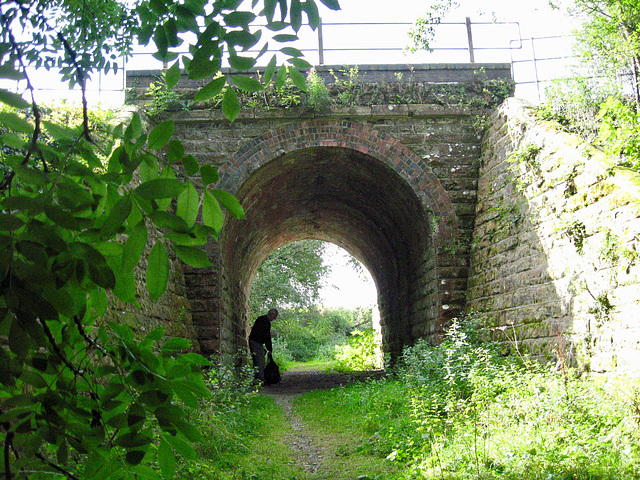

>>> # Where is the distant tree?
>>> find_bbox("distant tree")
[250,240,328,316]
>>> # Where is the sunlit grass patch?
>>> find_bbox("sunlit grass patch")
[283,359,338,372]
[294,380,412,480]
[175,367,310,480]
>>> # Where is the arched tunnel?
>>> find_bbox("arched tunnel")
[215,121,462,363]
[222,146,432,358]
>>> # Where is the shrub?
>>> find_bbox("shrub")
[596,96,640,170]
[335,329,382,371]
[304,67,331,112]
[538,76,618,140]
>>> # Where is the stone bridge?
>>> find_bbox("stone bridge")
[126,63,640,372]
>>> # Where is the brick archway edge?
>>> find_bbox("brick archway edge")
[219,119,458,246]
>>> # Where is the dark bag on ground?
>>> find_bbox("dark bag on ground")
[264,353,281,385]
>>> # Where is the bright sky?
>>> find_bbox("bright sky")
[319,243,377,309]
[15,0,579,106]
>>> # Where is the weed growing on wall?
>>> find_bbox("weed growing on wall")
[304,67,331,113]
[330,66,361,106]
[146,74,189,118]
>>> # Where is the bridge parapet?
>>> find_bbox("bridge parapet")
[126,63,513,107]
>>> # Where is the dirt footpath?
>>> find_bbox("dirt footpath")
[261,369,384,478]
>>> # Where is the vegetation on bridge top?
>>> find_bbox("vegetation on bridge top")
[136,64,515,119]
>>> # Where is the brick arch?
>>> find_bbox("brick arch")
[211,120,462,364]
[218,120,458,248]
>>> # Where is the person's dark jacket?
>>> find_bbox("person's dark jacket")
[249,315,272,352]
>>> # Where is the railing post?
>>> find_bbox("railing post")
[466,17,475,63]
[317,17,324,65]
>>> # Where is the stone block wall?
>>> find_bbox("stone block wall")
[468,98,640,373]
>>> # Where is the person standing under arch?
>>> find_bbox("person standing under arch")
[248,308,278,382]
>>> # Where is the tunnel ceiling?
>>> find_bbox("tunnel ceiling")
[221,146,433,295]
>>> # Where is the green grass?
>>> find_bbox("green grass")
[173,317,640,480]
[283,359,338,372]
[293,380,411,480]
[177,393,312,480]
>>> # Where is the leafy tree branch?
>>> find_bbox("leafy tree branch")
[0,0,341,478]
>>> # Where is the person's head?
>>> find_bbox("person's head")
[267,308,278,321]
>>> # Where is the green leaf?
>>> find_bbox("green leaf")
[143,326,166,345]
[202,190,224,232]
[125,450,146,466]
[154,25,169,58]
[162,337,192,352]
[225,30,260,50]
[89,263,116,290]
[318,0,340,10]
[44,205,86,230]
[158,438,176,479]
[224,11,257,27]
[114,269,137,303]
[100,195,132,239]
[0,112,32,134]
[230,75,264,92]
[0,64,25,81]
[288,67,307,91]
[222,88,240,122]
[302,0,320,29]
[289,57,312,69]
[187,57,220,81]
[212,189,245,219]
[0,213,25,231]
[275,65,287,90]
[264,0,278,22]
[182,154,199,176]
[176,181,199,228]
[165,434,196,460]
[194,76,226,102]
[281,46,303,58]
[174,245,211,268]
[273,34,299,42]
[0,89,29,109]
[149,211,190,233]
[20,369,48,388]
[165,61,182,90]
[179,353,211,366]
[1,133,25,149]
[14,165,49,187]
[164,18,180,47]
[9,321,30,358]
[228,54,256,71]
[166,139,184,164]
[172,416,204,442]
[135,179,186,200]
[147,242,169,302]
[264,55,277,84]
[171,382,199,408]
[124,113,143,142]
[43,121,79,141]
[199,165,219,185]
[122,221,148,272]
[148,120,175,150]
[290,0,302,31]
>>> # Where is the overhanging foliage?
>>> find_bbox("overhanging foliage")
[0,0,340,477]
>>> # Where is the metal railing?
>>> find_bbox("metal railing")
[2,18,579,106]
